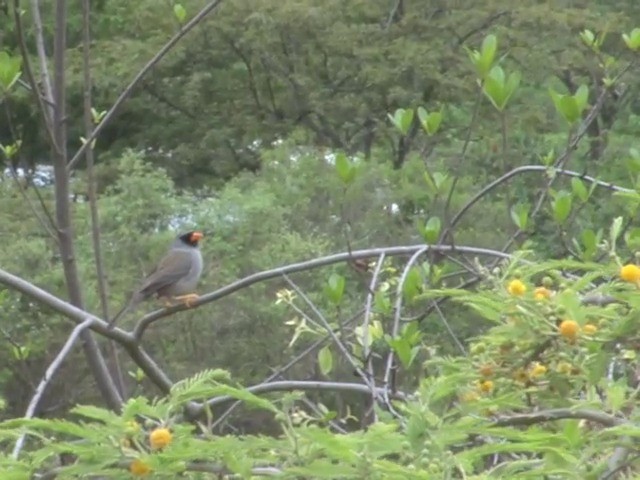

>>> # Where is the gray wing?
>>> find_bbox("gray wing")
[137,250,193,298]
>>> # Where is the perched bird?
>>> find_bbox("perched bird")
[108,231,204,328]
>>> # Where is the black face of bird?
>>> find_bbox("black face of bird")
[179,231,204,247]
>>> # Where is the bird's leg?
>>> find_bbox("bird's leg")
[158,296,175,308]
[173,293,199,308]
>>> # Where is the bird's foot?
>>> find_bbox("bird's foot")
[174,293,199,308]
[159,297,175,308]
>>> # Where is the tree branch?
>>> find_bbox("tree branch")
[133,244,515,338]
[186,380,407,417]
[491,408,623,428]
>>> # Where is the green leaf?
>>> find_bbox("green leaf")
[610,216,624,246]
[417,107,443,135]
[570,177,588,202]
[469,34,497,78]
[551,191,572,223]
[387,108,414,135]
[574,84,589,112]
[386,336,412,368]
[580,29,595,47]
[374,291,392,314]
[0,51,22,92]
[483,67,520,111]
[549,88,584,125]
[334,152,356,184]
[581,229,598,260]
[173,3,187,23]
[510,203,529,230]
[317,346,334,376]
[324,273,345,305]
[421,216,441,244]
[622,28,640,50]
[606,380,627,414]
[625,227,640,250]
[402,267,423,302]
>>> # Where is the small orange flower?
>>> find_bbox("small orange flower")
[620,264,640,283]
[534,286,552,300]
[130,459,151,476]
[559,319,580,340]
[478,380,494,393]
[583,324,597,335]
[149,427,172,450]
[507,279,526,296]
[479,364,494,377]
[529,362,547,378]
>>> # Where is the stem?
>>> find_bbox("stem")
[52,0,122,410]
[81,0,127,399]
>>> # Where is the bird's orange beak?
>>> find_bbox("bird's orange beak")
[191,231,204,242]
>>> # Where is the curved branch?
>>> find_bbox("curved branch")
[134,244,515,338]
[186,380,407,417]
[491,408,623,428]
[66,0,226,170]
[0,268,174,392]
[447,165,632,235]
[12,318,95,459]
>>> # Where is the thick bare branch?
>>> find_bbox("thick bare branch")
[0,268,173,393]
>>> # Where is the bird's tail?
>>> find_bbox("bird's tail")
[108,301,132,329]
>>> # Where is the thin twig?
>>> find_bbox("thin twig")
[209,309,364,429]
[282,273,373,391]
[382,247,428,411]
[12,0,56,149]
[67,0,226,170]
[361,254,385,422]
[81,0,126,399]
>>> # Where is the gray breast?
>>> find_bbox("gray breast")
[172,247,203,295]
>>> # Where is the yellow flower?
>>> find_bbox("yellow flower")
[149,427,172,450]
[559,319,580,340]
[620,264,640,283]
[513,368,529,383]
[478,380,494,393]
[130,459,151,476]
[507,279,526,296]
[534,286,552,300]
[529,362,547,378]
[583,324,597,335]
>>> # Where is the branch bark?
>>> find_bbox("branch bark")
[51,0,121,410]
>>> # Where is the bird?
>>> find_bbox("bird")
[108,231,204,328]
